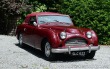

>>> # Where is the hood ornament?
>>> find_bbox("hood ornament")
[71,31,75,34]
[75,34,79,36]
[71,31,79,36]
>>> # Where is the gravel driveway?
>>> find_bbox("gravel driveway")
[0,35,110,69]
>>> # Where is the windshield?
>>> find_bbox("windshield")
[38,15,72,24]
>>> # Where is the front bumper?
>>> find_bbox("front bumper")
[51,45,100,54]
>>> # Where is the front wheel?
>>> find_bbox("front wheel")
[43,41,55,61]
[84,51,96,59]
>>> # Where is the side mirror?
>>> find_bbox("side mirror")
[33,22,37,26]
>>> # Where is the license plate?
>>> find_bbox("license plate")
[72,51,85,56]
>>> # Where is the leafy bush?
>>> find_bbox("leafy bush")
[55,0,110,45]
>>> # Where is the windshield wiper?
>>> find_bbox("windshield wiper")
[59,22,71,24]
[39,21,46,24]
[53,20,59,22]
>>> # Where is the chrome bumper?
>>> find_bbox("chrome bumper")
[51,45,100,54]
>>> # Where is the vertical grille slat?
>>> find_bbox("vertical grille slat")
[65,38,87,46]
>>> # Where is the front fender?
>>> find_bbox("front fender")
[80,28,98,46]
[41,28,61,48]
[91,30,98,46]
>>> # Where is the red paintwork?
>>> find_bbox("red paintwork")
[16,12,98,50]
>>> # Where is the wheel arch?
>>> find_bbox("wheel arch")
[17,30,23,40]
[41,38,48,51]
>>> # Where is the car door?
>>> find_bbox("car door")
[24,16,37,47]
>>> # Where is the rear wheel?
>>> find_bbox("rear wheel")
[43,40,55,61]
[18,33,25,47]
[84,51,96,59]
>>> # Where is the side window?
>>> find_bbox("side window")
[29,16,36,25]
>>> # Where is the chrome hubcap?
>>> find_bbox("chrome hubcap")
[19,34,23,45]
[45,42,51,57]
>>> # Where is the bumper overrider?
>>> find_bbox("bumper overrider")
[51,45,100,54]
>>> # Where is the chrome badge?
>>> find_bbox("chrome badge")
[75,34,79,36]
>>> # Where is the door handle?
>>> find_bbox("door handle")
[24,28,26,31]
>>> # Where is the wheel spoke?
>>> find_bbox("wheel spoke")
[45,42,51,57]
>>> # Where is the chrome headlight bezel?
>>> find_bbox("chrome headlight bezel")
[86,31,92,38]
[60,32,67,39]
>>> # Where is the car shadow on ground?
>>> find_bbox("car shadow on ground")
[15,43,96,63]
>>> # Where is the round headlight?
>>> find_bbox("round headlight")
[60,32,67,39]
[86,31,92,38]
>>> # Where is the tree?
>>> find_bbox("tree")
[0,0,22,34]
[0,0,47,35]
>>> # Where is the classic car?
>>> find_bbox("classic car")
[16,12,100,60]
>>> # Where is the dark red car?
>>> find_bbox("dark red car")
[16,12,100,60]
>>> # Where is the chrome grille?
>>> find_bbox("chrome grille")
[65,38,87,46]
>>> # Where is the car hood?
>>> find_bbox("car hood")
[52,26,83,34]
[40,23,89,34]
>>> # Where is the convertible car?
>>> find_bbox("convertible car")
[16,12,100,60]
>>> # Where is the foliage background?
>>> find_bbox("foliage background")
[0,0,110,45]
